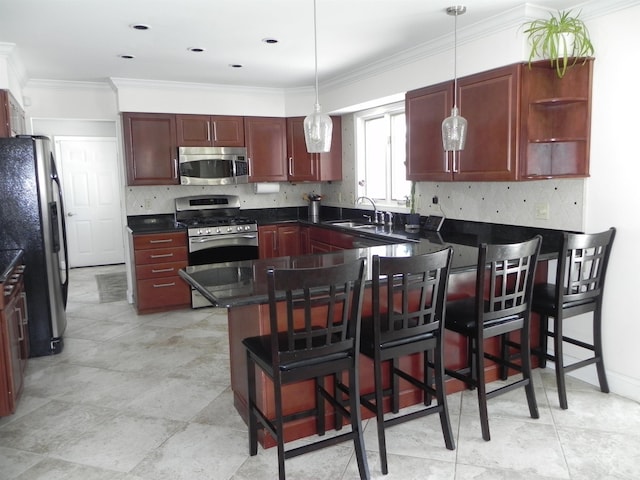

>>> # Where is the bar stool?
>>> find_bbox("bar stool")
[445,236,542,441]
[531,227,616,409]
[242,258,370,480]
[358,249,455,475]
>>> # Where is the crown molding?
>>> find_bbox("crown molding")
[0,42,28,87]
[24,78,113,90]
[108,77,287,96]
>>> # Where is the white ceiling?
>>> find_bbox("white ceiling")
[0,0,594,89]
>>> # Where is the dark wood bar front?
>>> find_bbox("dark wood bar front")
[226,261,548,448]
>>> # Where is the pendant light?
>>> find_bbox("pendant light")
[303,0,333,153]
[442,5,467,151]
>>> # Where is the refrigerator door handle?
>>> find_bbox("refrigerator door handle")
[51,157,70,307]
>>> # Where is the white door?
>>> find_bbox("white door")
[55,136,125,267]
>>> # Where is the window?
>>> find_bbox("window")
[355,102,410,208]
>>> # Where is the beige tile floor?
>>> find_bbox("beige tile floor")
[1,264,639,480]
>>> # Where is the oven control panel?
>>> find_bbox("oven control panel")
[188,224,257,237]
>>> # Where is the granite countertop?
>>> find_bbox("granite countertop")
[0,249,24,283]
[127,214,186,234]
[179,220,561,308]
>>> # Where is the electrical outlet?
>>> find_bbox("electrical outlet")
[535,202,549,220]
[432,196,439,205]
[338,192,342,203]
[144,198,152,210]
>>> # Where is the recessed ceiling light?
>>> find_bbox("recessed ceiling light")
[229,64,243,68]
[130,24,150,30]
[262,38,279,44]
[119,54,135,59]
[188,47,206,53]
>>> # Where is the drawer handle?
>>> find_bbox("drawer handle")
[151,267,175,273]
[150,253,174,259]
[149,239,174,244]
[153,282,176,288]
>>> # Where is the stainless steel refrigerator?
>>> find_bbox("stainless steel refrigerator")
[0,135,69,356]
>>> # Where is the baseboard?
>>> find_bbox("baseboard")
[548,354,640,403]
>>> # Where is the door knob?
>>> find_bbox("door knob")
[67,212,75,217]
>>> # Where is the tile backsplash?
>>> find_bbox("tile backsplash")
[127,177,584,232]
[125,182,322,215]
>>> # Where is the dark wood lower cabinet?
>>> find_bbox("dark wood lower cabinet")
[258,224,301,258]
[131,232,191,314]
[1,262,28,416]
[227,262,548,447]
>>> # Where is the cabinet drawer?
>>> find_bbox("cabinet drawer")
[136,276,191,312]
[133,232,186,249]
[136,261,187,280]
[134,247,187,265]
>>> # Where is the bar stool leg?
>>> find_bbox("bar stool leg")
[553,316,569,410]
[593,307,610,393]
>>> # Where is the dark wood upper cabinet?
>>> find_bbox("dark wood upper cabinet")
[286,116,342,182]
[406,59,592,181]
[406,81,453,182]
[519,58,592,179]
[456,64,519,181]
[244,116,287,182]
[122,112,178,186]
[176,114,245,147]
[0,90,26,138]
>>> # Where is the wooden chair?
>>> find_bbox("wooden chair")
[358,249,455,474]
[531,227,616,409]
[242,258,370,480]
[445,236,542,441]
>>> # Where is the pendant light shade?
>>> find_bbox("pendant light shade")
[304,0,333,153]
[442,5,467,152]
[304,104,333,153]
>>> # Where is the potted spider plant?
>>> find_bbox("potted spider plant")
[523,10,594,78]
[405,181,420,232]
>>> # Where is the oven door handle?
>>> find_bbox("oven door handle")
[190,234,258,244]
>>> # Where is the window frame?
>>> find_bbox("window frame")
[354,101,409,210]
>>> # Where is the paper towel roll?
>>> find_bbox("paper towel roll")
[254,183,280,194]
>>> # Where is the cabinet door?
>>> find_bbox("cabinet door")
[0,90,25,138]
[287,116,342,182]
[286,117,316,182]
[455,64,519,181]
[136,277,191,313]
[123,113,178,185]
[176,114,212,146]
[258,225,278,258]
[299,227,310,254]
[317,116,342,181]
[245,117,287,182]
[309,240,332,254]
[212,115,245,147]
[0,90,8,138]
[406,82,453,181]
[277,225,301,257]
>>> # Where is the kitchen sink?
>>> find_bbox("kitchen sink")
[330,221,378,230]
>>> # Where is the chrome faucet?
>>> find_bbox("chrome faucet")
[355,196,378,224]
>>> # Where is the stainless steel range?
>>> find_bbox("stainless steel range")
[175,195,259,307]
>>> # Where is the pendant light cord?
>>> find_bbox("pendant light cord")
[313,0,320,107]
[453,10,458,109]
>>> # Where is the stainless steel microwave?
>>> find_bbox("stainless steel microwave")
[178,146,248,185]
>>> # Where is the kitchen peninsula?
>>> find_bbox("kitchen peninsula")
[179,219,562,447]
